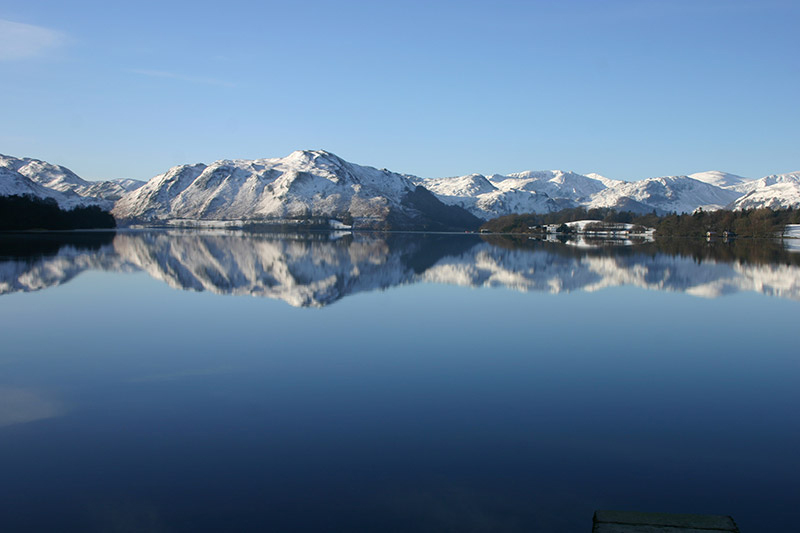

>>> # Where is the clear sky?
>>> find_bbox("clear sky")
[1,0,798,181]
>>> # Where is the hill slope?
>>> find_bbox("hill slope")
[113,150,481,230]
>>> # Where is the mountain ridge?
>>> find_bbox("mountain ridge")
[0,154,145,209]
[2,150,799,225]
[112,150,483,231]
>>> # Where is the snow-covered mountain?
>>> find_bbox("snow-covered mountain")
[3,150,799,223]
[1,155,89,193]
[728,172,800,210]
[417,174,561,218]
[491,169,623,199]
[81,178,146,201]
[112,150,481,230]
[689,171,751,189]
[0,154,144,207]
[418,165,796,218]
[0,166,103,210]
[585,175,744,214]
[421,170,747,218]
[416,170,627,219]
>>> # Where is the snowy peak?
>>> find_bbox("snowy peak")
[490,169,613,200]
[113,150,480,230]
[689,170,751,189]
[115,163,208,219]
[737,171,800,192]
[0,153,145,206]
[81,178,146,202]
[0,166,102,210]
[419,169,621,219]
[113,178,147,192]
[419,173,558,219]
[585,173,624,188]
[0,154,90,193]
[729,172,800,210]
[587,175,743,214]
[0,167,54,199]
[421,174,498,197]
[281,149,348,171]
[3,150,800,221]
[426,166,766,217]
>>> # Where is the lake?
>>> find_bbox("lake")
[1,230,798,532]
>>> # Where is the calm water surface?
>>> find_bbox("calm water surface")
[1,231,798,532]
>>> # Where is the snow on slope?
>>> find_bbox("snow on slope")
[0,154,90,193]
[81,178,146,201]
[729,172,800,210]
[492,169,622,200]
[421,174,498,197]
[113,151,409,222]
[413,165,800,218]
[3,150,799,220]
[730,171,800,194]
[423,168,748,218]
[689,171,751,189]
[418,173,559,219]
[468,188,561,218]
[585,173,624,188]
[421,169,630,219]
[113,150,480,230]
[0,167,104,210]
[417,169,621,219]
[0,154,144,206]
[586,175,743,214]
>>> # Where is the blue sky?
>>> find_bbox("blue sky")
[1,0,798,181]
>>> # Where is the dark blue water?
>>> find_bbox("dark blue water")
[1,231,798,531]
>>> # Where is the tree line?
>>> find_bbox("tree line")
[656,208,800,237]
[480,206,800,238]
[0,195,116,231]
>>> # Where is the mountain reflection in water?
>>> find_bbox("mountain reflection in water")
[2,230,800,305]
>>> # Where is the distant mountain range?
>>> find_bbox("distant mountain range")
[0,154,145,211]
[2,151,799,228]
